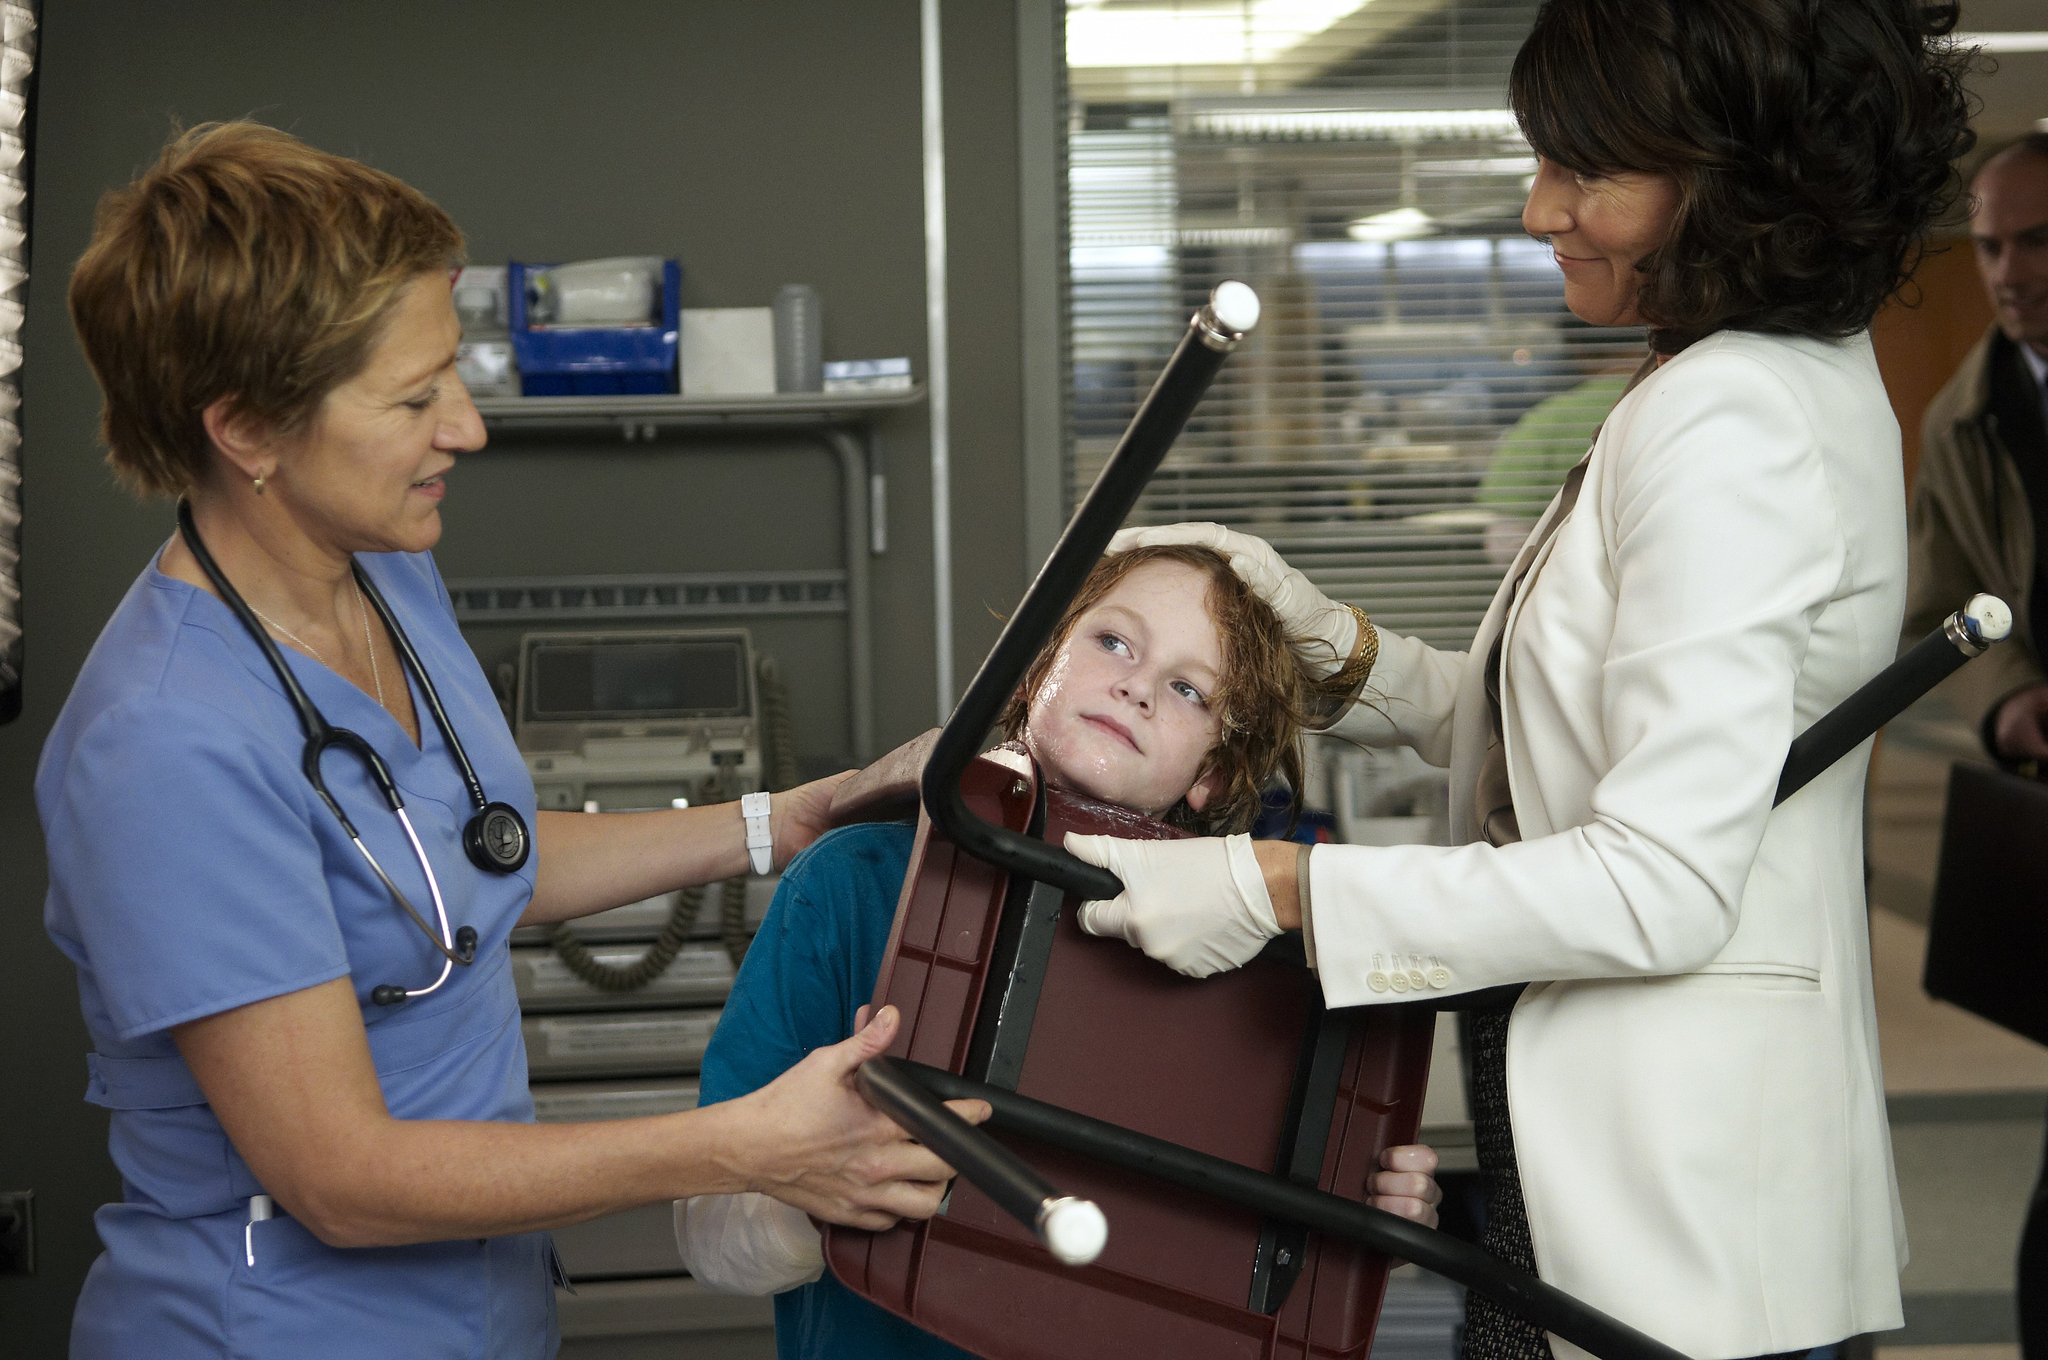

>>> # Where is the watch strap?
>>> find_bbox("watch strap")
[742,791,773,875]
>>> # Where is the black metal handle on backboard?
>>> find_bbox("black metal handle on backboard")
[920,284,1260,902]
[1776,595,2010,805]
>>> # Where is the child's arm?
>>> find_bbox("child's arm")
[677,1192,823,1294]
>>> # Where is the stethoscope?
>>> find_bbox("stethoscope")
[176,500,531,1006]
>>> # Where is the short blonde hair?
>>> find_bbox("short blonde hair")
[1000,544,1314,836]
[68,121,465,496]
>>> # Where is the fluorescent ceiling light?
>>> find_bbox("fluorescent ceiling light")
[1178,225,1293,246]
[1955,31,2048,53]
[1068,0,1373,69]
[1416,156,1538,176]
[1191,107,1523,139]
[1348,207,1433,242]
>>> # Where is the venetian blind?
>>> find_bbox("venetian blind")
[1064,0,1647,652]
[0,1,32,725]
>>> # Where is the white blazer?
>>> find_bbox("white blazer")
[1316,329,1908,1358]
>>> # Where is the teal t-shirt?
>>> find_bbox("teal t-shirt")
[698,821,973,1360]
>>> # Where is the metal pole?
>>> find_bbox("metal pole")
[826,428,875,763]
[921,0,954,721]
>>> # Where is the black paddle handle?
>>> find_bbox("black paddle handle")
[920,284,1260,904]
[878,1059,1691,1360]
[858,1058,1107,1266]
[1776,594,2009,805]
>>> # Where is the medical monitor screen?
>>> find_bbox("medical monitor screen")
[527,637,747,723]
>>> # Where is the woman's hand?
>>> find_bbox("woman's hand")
[1109,522,1357,676]
[1366,1144,1442,1229]
[1065,831,1282,977]
[770,770,857,869]
[734,1005,991,1230]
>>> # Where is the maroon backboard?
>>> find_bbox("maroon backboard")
[824,751,1436,1359]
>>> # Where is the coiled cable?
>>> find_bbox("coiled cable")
[550,653,798,988]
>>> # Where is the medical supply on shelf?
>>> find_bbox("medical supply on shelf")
[454,265,519,397]
[538,257,666,326]
[773,284,823,393]
[823,356,912,392]
[680,307,776,397]
[509,259,681,396]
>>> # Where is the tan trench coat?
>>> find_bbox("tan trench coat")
[1904,326,2046,739]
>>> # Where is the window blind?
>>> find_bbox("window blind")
[0,0,33,725]
[1064,0,1646,653]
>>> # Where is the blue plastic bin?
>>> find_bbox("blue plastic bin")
[508,260,682,396]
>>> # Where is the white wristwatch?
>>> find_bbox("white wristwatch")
[741,791,773,875]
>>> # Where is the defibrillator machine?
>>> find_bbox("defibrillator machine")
[507,627,789,1281]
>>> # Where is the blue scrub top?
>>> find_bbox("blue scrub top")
[700,822,972,1360]
[37,547,555,1359]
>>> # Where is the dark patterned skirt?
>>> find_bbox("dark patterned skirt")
[1461,1004,1550,1360]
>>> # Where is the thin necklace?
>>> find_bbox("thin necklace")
[248,577,386,710]
[249,605,324,667]
[351,573,386,707]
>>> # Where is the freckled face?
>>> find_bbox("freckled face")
[1521,157,1680,328]
[1023,559,1226,817]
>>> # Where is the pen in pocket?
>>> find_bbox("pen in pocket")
[244,1193,273,1267]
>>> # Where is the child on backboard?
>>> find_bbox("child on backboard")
[680,544,1444,1360]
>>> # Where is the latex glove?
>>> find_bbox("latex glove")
[1067,831,1280,978]
[676,1193,824,1295]
[1107,522,1356,676]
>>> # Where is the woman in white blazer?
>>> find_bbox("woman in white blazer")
[1065,2,1977,1357]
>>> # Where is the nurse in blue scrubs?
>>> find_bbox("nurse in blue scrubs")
[36,121,981,1358]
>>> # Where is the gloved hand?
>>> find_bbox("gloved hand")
[1108,522,1356,676]
[1066,831,1281,978]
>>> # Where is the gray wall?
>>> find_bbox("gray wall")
[0,2,1030,1350]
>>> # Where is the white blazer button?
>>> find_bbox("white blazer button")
[1428,966,1451,989]
[1389,972,1410,993]
[1369,972,1390,993]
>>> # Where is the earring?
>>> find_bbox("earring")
[253,473,266,496]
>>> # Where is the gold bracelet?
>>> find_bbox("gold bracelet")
[1322,604,1378,693]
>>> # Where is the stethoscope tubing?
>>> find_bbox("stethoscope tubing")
[172,500,505,997]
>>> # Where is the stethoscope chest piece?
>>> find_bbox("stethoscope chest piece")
[466,802,531,873]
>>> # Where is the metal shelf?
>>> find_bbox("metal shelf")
[473,385,924,438]
[458,386,921,763]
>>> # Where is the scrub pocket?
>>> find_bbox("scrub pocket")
[228,1214,488,1359]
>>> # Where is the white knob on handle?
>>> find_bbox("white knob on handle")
[1965,593,2012,643]
[1039,1196,1109,1266]
[1210,280,1261,334]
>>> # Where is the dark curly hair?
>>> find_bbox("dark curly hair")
[1509,0,1976,350]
